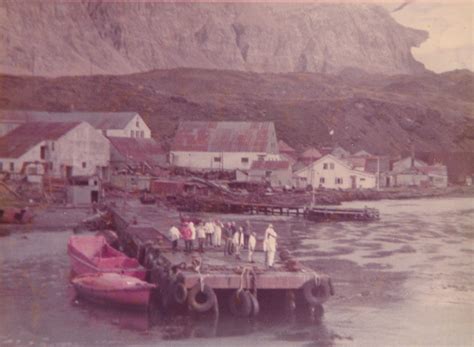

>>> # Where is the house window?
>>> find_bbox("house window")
[320,177,325,184]
[214,157,221,163]
[0,162,2,171]
[241,158,249,164]
[28,167,38,175]
[140,131,144,138]
[323,163,328,170]
[360,178,366,181]
[51,142,55,151]
[136,120,140,128]
[49,162,53,171]
[258,155,265,161]
[9,162,14,172]
[265,171,272,178]
[335,177,343,184]
[330,163,335,170]
[131,130,135,137]
[40,146,47,160]
[82,162,87,168]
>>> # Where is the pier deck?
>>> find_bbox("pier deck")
[110,202,324,291]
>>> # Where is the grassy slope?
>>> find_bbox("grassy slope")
[0,68,473,154]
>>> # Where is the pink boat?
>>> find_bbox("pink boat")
[72,272,156,308]
[67,235,146,280]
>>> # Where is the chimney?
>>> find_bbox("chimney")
[410,143,415,168]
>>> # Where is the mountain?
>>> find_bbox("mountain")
[0,1,427,76]
[0,68,472,154]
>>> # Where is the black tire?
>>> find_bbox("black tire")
[303,277,331,306]
[173,282,188,304]
[187,283,216,313]
[229,290,252,317]
[248,291,260,317]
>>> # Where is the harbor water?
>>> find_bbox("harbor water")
[0,197,472,346]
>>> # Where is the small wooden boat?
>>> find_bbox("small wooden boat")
[68,235,146,280]
[72,272,156,308]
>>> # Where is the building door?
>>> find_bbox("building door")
[91,190,99,203]
[350,175,356,189]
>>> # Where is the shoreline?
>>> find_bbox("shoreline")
[1,186,473,233]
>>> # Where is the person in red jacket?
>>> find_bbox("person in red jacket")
[180,222,193,253]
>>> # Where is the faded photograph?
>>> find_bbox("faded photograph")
[0,1,472,346]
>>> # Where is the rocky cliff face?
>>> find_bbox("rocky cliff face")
[0,1,427,76]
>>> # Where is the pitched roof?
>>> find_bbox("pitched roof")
[250,160,290,171]
[0,110,139,130]
[0,121,80,158]
[353,150,372,157]
[295,154,375,178]
[108,136,164,164]
[278,140,296,153]
[301,147,322,159]
[171,121,276,153]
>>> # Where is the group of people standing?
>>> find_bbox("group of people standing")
[168,220,278,268]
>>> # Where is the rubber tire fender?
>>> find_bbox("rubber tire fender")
[229,290,252,317]
[303,277,331,306]
[187,283,216,313]
[173,282,188,305]
[248,291,260,317]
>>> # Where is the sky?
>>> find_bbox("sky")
[384,1,473,72]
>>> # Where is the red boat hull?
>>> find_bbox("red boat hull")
[68,235,146,280]
[72,273,155,308]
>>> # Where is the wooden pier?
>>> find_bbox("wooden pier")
[108,202,334,317]
[305,206,380,222]
[174,196,380,222]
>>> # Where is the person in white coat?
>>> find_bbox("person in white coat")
[263,224,278,268]
[247,231,257,263]
[168,225,181,251]
[189,222,196,251]
[205,220,214,246]
[196,222,206,253]
[233,227,245,260]
[213,220,222,247]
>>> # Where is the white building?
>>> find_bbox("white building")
[293,154,376,189]
[170,121,280,171]
[0,121,110,179]
[0,110,151,138]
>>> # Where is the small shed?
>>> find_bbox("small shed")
[66,176,101,205]
[248,160,292,187]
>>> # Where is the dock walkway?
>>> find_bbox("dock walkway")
[108,200,333,317]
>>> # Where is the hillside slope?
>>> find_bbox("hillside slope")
[0,68,472,154]
[0,1,426,76]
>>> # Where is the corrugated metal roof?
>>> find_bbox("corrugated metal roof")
[250,160,290,170]
[171,121,277,153]
[108,136,164,164]
[278,140,295,153]
[0,110,139,130]
[0,121,80,158]
[301,147,322,159]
